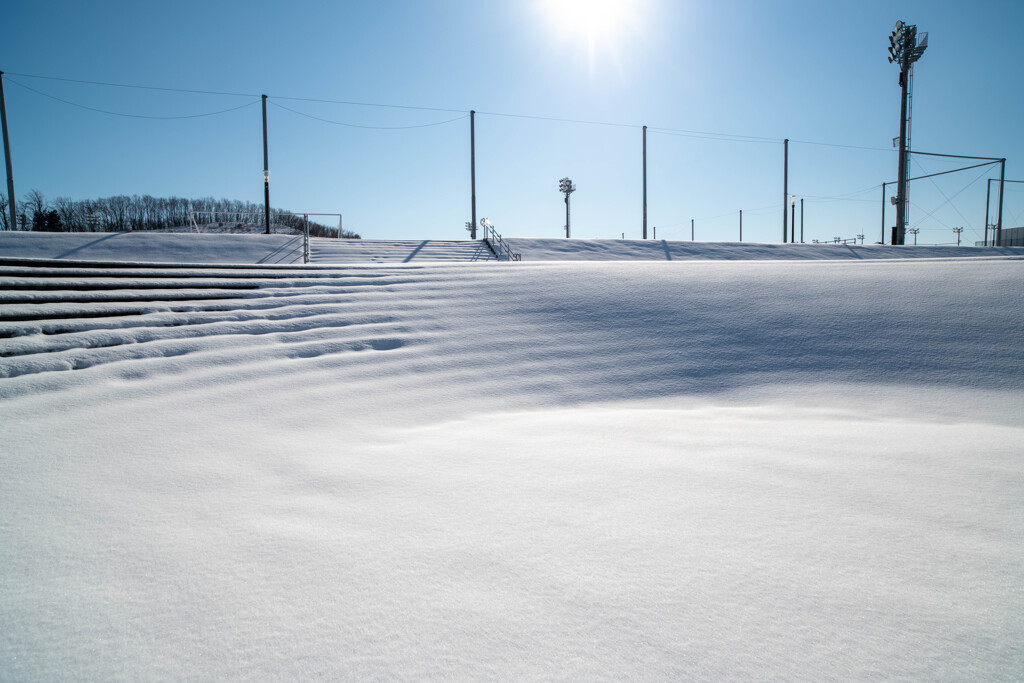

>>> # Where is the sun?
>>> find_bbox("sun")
[534,0,647,75]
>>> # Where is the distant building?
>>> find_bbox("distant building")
[976,226,1024,246]
[1002,227,1024,246]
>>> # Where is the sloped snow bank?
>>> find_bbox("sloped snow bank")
[0,231,307,264]
[505,237,1024,261]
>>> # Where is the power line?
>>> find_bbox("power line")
[648,126,781,143]
[476,110,640,130]
[790,138,896,153]
[270,95,466,115]
[794,183,882,202]
[268,101,468,130]
[7,78,260,120]
[3,70,468,114]
[6,70,973,156]
[3,70,259,98]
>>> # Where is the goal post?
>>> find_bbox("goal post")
[188,211,345,238]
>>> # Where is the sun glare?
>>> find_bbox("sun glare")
[535,0,646,74]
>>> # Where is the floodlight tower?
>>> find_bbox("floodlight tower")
[559,177,576,238]
[888,20,928,245]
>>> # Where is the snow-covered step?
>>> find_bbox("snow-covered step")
[309,238,497,263]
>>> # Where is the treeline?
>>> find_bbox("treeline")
[0,190,360,238]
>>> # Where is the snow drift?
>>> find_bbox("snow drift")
[1,235,1022,680]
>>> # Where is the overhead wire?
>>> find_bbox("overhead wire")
[7,69,1019,241]
[5,70,926,151]
[269,94,467,115]
[912,157,977,231]
[6,78,260,120]
[475,110,640,130]
[268,101,469,129]
[909,164,992,231]
[3,70,259,98]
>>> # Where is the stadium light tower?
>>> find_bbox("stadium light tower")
[559,177,576,238]
[888,20,928,245]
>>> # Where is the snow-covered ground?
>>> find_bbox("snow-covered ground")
[4,231,1022,265]
[1,234,1022,679]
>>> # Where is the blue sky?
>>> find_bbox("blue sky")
[2,0,1022,243]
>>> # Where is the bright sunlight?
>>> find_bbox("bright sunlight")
[534,0,648,75]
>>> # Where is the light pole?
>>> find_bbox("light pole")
[888,20,928,245]
[953,226,963,246]
[559,177,576,238]
[907,227,919,245]
[790,196,796,243]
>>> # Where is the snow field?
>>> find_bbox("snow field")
[1,242,1023,679]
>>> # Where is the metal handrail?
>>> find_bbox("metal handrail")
[485,226,521,261]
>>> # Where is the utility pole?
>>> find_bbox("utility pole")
[0,72,16,233]
[908,227,919,245]
[953,226,963,246]
[783,139,789,243]
[642,125,647,239]
[262,95,270,234]
[470,111,477,239]
[800,198,804,243]
[739,210,742,242]
[691,218,694,241]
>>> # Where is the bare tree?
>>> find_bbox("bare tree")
[53,196,82,231]
[24,189,47,230]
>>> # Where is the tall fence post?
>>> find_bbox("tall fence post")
[470,110,477,240]
[881,182,887,244]
[0,71,17,232]
[262,95,271,235]
[996,159,1006,246]
[642,125,647,240]
[783,138,789,243]
[984,178,992,246]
